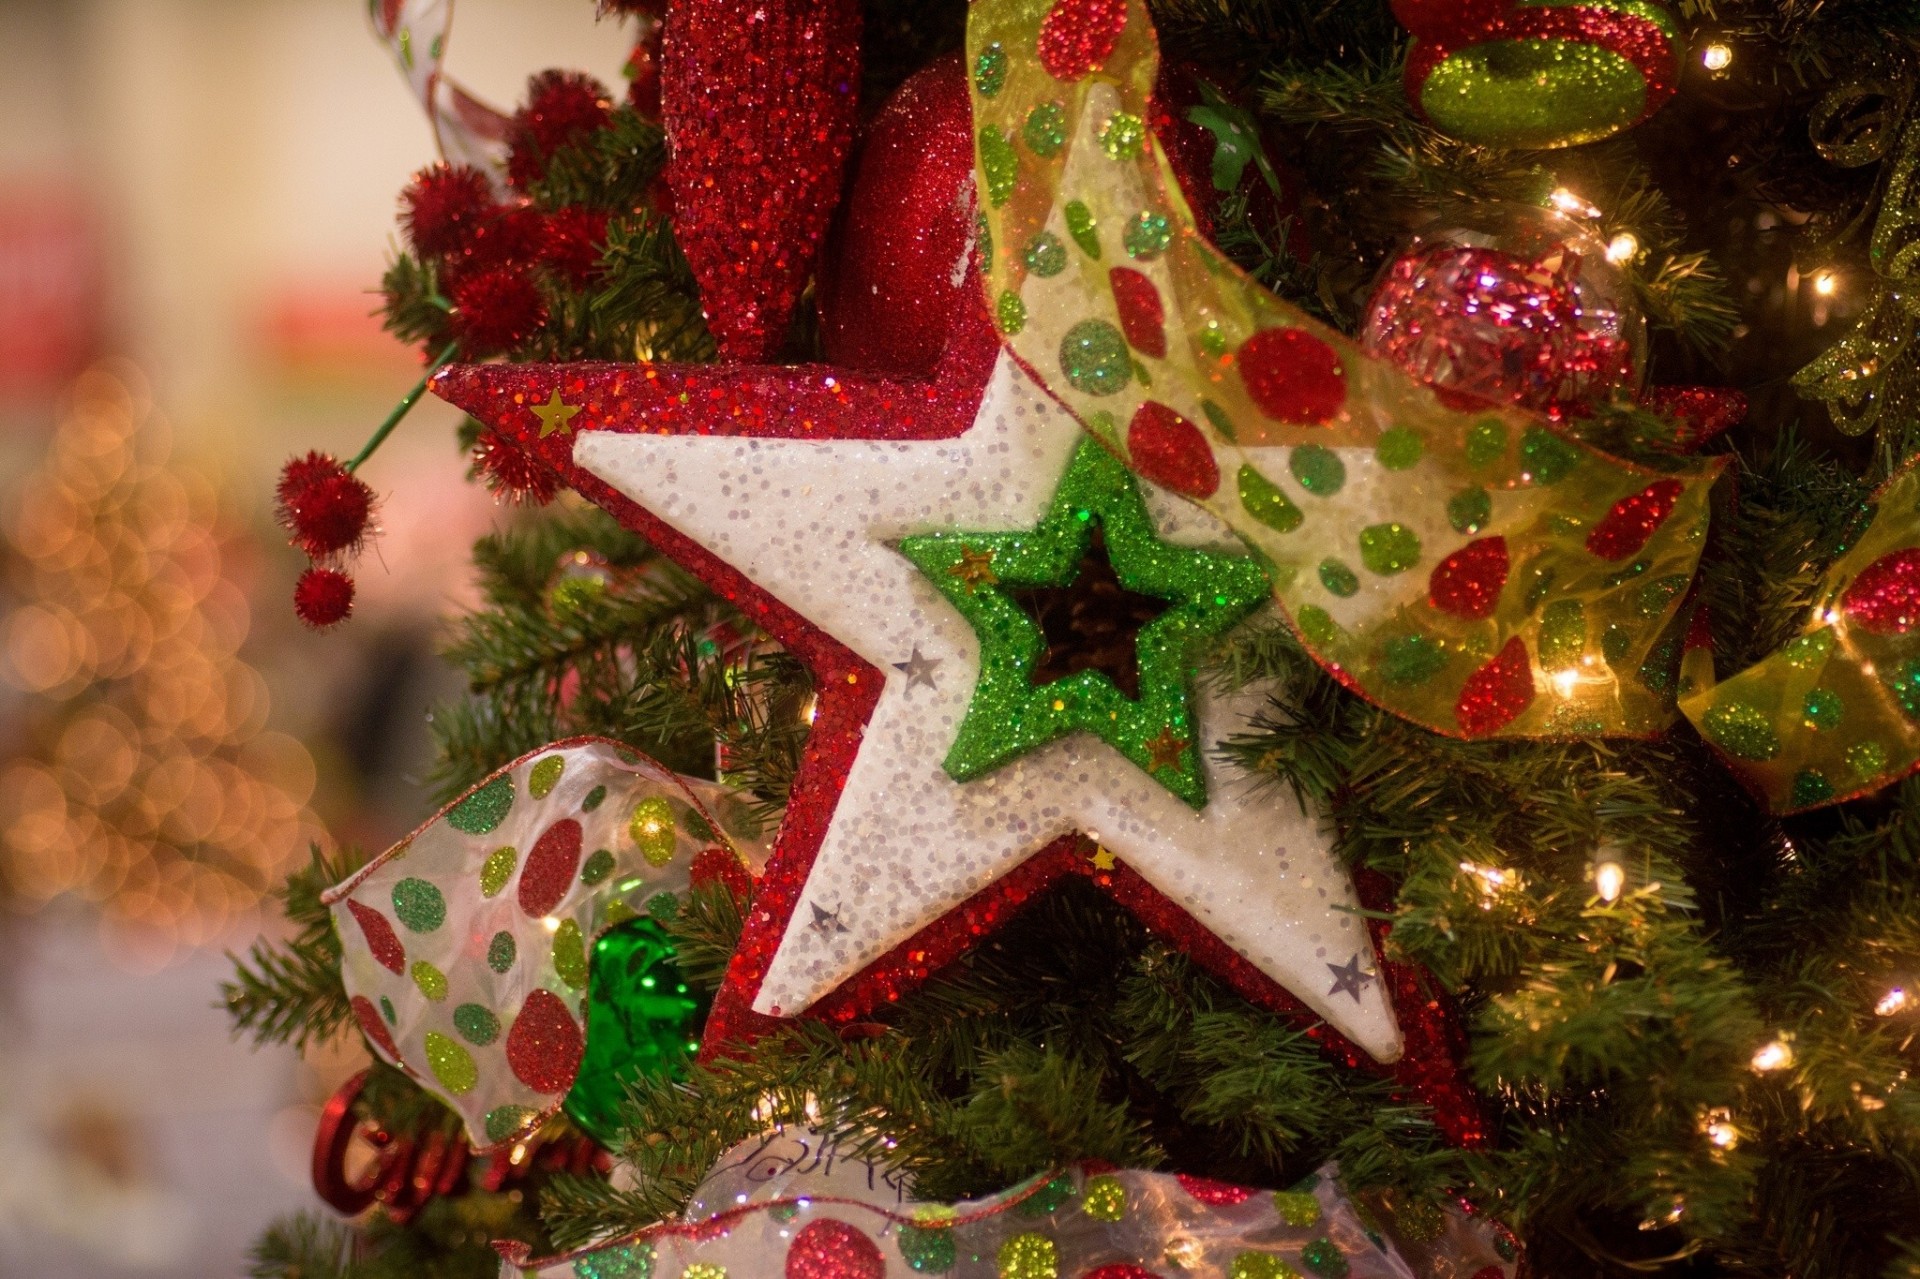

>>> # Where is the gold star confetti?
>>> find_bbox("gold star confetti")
[533,389,581,438]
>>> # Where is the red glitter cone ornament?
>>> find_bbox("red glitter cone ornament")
[1360,203,1645,420]
[663,0,862,360]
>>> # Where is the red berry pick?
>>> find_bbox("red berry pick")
[472,428,559,505]
[507,70,615,191]
[400,163,499,260]
[275,451,375,559]
[294,567,356,629]
[448,267,549,358]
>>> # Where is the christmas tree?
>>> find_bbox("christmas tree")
[1,364,321,956]
[232,1,1920,1276]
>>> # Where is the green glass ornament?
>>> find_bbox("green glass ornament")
[561,918,710,1147]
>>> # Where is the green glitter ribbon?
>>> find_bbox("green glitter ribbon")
[968,0,1720,740]
[1681,455,1920,812]
[1792,90,1920,438]
[899,439,1268,808]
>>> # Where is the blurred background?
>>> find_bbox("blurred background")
[0,2,636,1274]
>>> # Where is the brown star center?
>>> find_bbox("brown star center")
[1009,529,1170,700]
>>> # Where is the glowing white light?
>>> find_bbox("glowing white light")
[1813,271,1838,296]
[1751,1038,1793,1072]
[1878,987,1910,1017]
[1701,42,1732,71]
[1703,1107,1739,1150]
[1551,668,1580,698]
[541,915,561,933]
[1549,188,1600,219]
[1459,861,1513,908]
[1605,232,1641,264]
[1594,860,1626,902]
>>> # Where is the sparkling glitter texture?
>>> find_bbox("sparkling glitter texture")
[508,1146,1519,1279]
[817,55,978,378]
[1683,456,1920,811]
[325,738,770,1151]
[663,0,861,360]
[1402,0,1680,149]
[899,438,1267,808]
[966,0,1717,741]
[1360,206,1646,422]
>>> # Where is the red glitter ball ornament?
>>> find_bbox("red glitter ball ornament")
[1238,327,1347,425]
[1429,536,1509,619]
[472,427,560,505]
[1127,401,1219,498]
[785,1219,886,1279]
[540,206,611,287]
[1842,547,1920,635]
[401,163,499,259]
[1392,0,1508,41]
[1455,635,1534,735]
[1037,0,1128,81]
[1110,267,1166,358]
[295,567,356,630]
[351,995,400,1059]
[664,0,861,361]
[507,70,615,191]
[449,266,548,358]
[1360,206,1643,420]
[519,818,584,917]
[346,899,405,974]
[817,54,974,377]
[505,988,584,1093]
[1585,479,1683,561]
[276,451,375,559]
[1175,1173,1255,1205]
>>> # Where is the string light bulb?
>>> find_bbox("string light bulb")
[1813,270,1839,297]
[1549,187,1601,219]
[1701,1107,1739,1151]
[1751,1037,1794,1073]
[1701,42,1733,71]
[1605,232,1641,264]
[1593,858,1626,903]
[1877,987,1910,1017]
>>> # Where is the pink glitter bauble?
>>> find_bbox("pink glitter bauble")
[1360,205,1644,420]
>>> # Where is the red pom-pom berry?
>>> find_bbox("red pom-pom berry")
[540,207,611,286]
[400,163,498,259]
[294,567,355,629]
[276,451,375,558]
[448,266,548,357]
[508,70,614,191]
[472,428,558,505]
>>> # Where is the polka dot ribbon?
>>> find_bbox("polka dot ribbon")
[968,0,1723,739]
[1682,456,1920,812]
[321,737,769,1152]
[506,1143,1520,1279]
[370,0,513,186]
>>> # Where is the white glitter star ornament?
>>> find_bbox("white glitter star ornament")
[434,327,1413,1066]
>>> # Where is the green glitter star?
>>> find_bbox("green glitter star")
[899,439,1268,808]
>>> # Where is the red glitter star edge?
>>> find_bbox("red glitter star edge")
[430,314,1488,1147]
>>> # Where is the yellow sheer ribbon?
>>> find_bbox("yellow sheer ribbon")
[967,0,1722,738]
[1682,459,1920,812]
